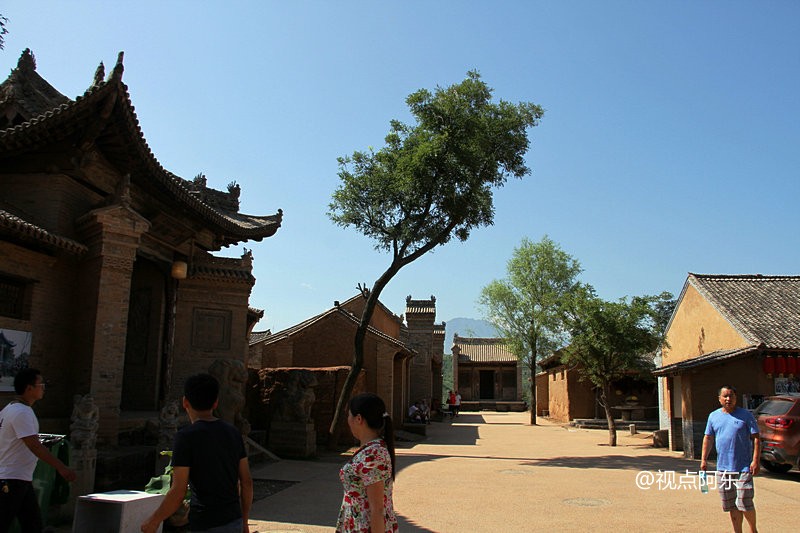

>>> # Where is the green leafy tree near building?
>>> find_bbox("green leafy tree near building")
[563,290,675,446]
[479,236,583,425]
[327,71,543,444]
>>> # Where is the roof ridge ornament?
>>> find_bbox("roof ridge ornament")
[18,48,36,72]
[92,61,105,88]
[109,51,124,82]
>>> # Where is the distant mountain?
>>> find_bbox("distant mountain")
[443,317,498,350]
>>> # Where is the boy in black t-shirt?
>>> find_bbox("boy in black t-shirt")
[141,374,253,533]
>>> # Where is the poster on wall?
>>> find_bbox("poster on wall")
[0,328,32,391]
[774,377,800,394]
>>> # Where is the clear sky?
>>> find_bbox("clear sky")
[2,2,799,333]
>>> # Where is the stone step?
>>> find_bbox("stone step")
[571,418,660,431]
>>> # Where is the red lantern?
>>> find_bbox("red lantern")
[763,356,775,376]
[786,356,797,376]
[775,355,787,375]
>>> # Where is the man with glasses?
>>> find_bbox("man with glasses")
[700,385,760,533]
[0,368,76,532]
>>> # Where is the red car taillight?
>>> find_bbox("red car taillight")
[765,417,794,429]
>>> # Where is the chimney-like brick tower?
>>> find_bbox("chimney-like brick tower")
[405,295,437,406]
[431,322,446,409]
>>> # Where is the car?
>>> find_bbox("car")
[754,394,800,473]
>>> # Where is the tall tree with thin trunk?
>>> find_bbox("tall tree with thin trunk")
[562,290,674,446]
[327,71,543,445]
[479,236,583,425]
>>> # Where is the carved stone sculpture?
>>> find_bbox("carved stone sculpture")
[273,369,318,423]
[268,369,318,458]
[158,400,180,450]
[69,394,99,451]
[209,358,250,434]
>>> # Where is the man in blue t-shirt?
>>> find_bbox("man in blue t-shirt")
[700,385,760,533]
[141,373,253,533]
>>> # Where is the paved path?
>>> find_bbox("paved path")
[248,412,800,532]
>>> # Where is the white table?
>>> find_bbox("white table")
[72,490,164,533]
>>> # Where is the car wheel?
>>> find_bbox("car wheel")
[761,459,793,473]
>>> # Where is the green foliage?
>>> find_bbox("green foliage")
[561,290,675,445]
[326,72,543,442]
[329,71,543,261]
[441,353,454,398]
[144,451,190,502]
[479,236,583,423]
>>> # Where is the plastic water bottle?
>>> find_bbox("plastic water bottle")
[699,471,709,494]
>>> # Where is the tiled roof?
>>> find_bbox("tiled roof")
[406,295,436,315]
[0,50,282,248]
[251,305,416,354]
[249,330,272,345]
[453,335,518,363]
[653,346,758,376]
[687,274,800,349]
[0,49,69,121]
[0,208,88,255]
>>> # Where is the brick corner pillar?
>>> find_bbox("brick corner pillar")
[76,203,150,445]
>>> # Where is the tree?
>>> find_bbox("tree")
[478,236,583,425]
[562,290,675,446]
[327,71,543,445]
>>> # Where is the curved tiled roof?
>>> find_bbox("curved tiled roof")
[687,274,800,349]
[249,330,272,345]
[453,334,517,363]
[653,346,758,376]
[0,208,88,255]
[0,50,282,248]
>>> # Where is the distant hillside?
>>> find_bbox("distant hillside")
[443,317,498,350]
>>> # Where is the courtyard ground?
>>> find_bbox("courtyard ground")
[248,411,800,532]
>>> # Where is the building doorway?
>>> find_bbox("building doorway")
[480,370,495,399]
[121,258,166,411]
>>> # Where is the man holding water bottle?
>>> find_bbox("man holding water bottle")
[700,385,760,533]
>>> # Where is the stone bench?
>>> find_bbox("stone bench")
[402,422,427,436]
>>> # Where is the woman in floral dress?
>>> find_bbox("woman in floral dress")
[336,393,399,532]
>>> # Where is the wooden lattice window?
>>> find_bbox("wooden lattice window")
[0,275,29,319]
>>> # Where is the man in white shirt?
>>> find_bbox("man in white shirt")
[0,368,76,532]
[408,402,422,422]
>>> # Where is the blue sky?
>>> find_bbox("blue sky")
[2,2,799,333]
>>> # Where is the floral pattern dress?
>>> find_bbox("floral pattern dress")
[336,438,398,532]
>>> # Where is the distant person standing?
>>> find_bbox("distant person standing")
[454,392,462,417]
[336,393,398,532]
[0,368,77,533]
[141,373,253,533]
[447,390,456,419]
[700,385,760,533]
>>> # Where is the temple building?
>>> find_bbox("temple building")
[0,49,282,445]
[452,334,525,411]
